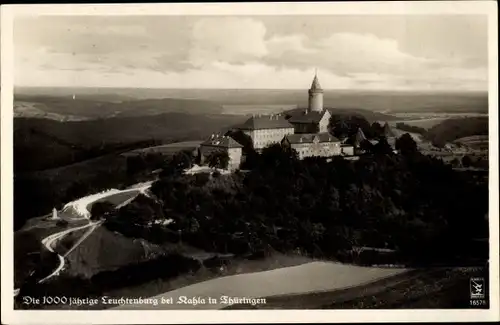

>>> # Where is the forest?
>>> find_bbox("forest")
[104,135,488,267]
[13,112,244,230]
[423,117,488,147]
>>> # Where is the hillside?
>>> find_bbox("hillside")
[64,226,172,278]
[423,117,488,147]
[14,113,246,172]
[284,107,398,122]
[14,112,246,230]
[453,135,489,150]
[14,95,224,119]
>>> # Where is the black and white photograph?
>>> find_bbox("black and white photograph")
[1,1,498,324]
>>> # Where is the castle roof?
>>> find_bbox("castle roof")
[283,132,340,145]
[238,114,294,130]
[310,74,322,91]
[201,134,243,149]
[353,127,367,146]
[287,108,329,124]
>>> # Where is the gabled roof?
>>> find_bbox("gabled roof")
[383,122,395,137]
[201,134,243,148]
[287,108,329,124]
[283,132,340,145]
[238,114,294,130]
[353,127,367,146]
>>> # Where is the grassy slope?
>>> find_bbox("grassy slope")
[124,141,203,156]
[453,135,489,149]
[424,117,488,144]
[64,226,172,278]
[225,267,488,309]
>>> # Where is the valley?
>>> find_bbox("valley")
[12,88,490,310]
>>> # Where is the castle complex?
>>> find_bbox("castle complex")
[200,73,359,170]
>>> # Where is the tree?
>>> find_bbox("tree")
[259,143,298,170]
[373,136,393,155]
[115,194,160,226]
[126,155,146,176]
[225,130,254,153]
[329,114,375,140]
[461,155,473,168]
[371,122,384,139]
[395,133,418,155]
[90,201,116,220]
[194,172,211,186]
[159,151,193,178]
[172,151,193,170]
[359,139,374,153]
[328,115,350,139]
[207,150,230,169]
[450,158,462,168]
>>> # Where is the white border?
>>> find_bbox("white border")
[1,1,499,324]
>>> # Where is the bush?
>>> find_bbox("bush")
[90,201,115,221]
[56,219,69,227]
[395,133,418,155]
[194,172,211,186]
[206,151,230,169]
[462,155,473,168]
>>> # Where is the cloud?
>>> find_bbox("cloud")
[267,34,316,55]
[13,16,488,91]
[263,32,433,76]
[189,18,268,67]
[66,24,148,37]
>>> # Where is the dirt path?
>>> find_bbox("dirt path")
[14,183,152,296]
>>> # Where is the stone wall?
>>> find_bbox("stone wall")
[291,142,342,159]
[243,128,295,150]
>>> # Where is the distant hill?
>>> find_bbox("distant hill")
[423,117,488,147]
[14,101,90,121]
[15,113,246,172]
[14,95,224,120]
[284,107,398,122]
[15,88,488,115]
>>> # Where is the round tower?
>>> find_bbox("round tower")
[308,72,324,112]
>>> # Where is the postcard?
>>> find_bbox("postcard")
[1,1,498,324]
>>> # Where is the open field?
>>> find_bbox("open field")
[389,118,450,129]
[228,267,487,309]
[115,261,407,310]
[123,141,202,156]
[454,135,489,149]
[99,253,313,309]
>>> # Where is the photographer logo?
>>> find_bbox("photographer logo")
[470,277,485,299]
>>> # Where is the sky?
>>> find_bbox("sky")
[13,15,488,90]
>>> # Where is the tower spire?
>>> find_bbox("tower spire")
[308,69,324,112]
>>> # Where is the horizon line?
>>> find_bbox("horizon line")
[13,86,488,93]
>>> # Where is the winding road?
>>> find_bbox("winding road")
[15,183,153,296]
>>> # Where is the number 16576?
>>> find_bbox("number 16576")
[470,299,487,306]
